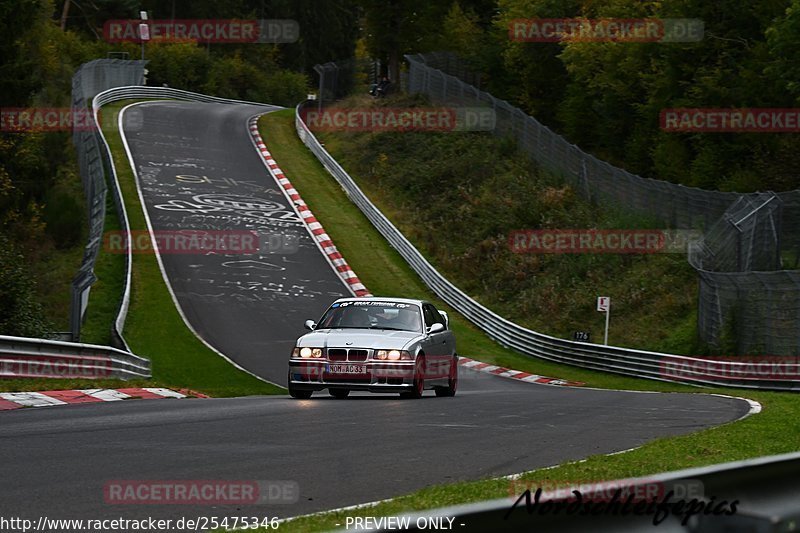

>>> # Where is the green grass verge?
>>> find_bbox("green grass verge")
[255,109,798,532]
[28,241,84,334]
[0,377,155,393]
[79,189,126,346]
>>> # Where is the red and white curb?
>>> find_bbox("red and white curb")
[248,116,583,389]
[0,388,208,411]
[458,357,584,387]
[248,117,371,297]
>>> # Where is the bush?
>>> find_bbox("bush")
[144,42,212,89]
[204,54,308,106]
[258,69,308,107]
[44,180,83,248]
[0,233,52,338]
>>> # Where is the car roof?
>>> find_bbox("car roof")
[332,296,427,306]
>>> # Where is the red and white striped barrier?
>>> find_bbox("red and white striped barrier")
[458,356,584,387]
[248,117,371,297]
[0,388,208,411]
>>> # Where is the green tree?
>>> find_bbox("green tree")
[358,0,450,82]
[493,0,580,125]
[0,0,48,105]
[272,0,360,75]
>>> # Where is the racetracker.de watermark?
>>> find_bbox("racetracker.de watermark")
[299,107,496,132]
[661,355,800,381]
[103,19,299,43]
[1,108,96,132]
[103,230,298,255]
[508,18,704,43]
[508,229,701,254]
[661,108,800,132]
[104,480,298,505]
[0,357,112,378]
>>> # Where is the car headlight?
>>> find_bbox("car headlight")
[374,349,411,361]
[292,347,323,358]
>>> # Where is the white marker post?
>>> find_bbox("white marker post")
[139,11,149,60]
[597,296,611,345]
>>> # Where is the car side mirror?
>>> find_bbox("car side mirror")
[427,322,445,334]
[304,320,316,330]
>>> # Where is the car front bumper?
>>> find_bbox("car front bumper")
[288,359,417,392]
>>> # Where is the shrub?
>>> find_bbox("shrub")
[0,233,52,338]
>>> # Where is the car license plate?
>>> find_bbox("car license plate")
[328,364,367,374]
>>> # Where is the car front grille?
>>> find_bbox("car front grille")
[327,348,369,361]
[348,349,369,361]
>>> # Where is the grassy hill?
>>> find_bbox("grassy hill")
[315,94,703,355]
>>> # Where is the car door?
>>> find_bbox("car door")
[421,305,440,354]
[436,308,456,357]
[422,304,451,382]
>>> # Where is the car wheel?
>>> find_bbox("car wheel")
[435,354,458,397]
[289,387,312,399]
[288,373,313,399]
[401,355,425,399]
[329,388,350,399]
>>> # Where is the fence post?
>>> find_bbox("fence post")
[314,64,324,112]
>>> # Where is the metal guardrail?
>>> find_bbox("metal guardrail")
[346,451,800,532]
[93,85,277,108]
[295,102,800,392]
[0,335,151,380]
[70,60,148,344]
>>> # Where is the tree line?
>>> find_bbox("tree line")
[1,0,797,336]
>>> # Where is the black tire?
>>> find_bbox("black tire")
[289,387,312,399]
[401,355,425,399]
[435,354,458,397]
[329,388,350,399]
[288,373,313,399]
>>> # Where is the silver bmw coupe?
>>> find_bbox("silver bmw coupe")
[287,297,458,399]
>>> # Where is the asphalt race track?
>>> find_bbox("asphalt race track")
[2,374,748,521]
[121,101,351,384]
[1,101,752,524]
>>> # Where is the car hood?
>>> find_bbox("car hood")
[297,329,423,350]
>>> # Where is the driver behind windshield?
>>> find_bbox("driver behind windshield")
[318,304,423,331]
[372,307,421,331]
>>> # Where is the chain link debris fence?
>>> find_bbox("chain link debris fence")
[313,58,382,109]
[70,59,147,344]
[310,52,800,355]
[689,193,800,355]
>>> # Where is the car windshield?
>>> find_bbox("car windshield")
[317,302,422,332]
